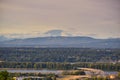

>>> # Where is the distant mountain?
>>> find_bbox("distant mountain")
[0,36,12,42]
[0,36,120,48]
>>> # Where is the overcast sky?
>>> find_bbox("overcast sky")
[0,0,120,38]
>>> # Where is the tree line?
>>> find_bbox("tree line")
[0,70,57,80]
[0,62,120,71]
[0,47,120,62]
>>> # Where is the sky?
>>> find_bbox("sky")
[0,0,120,39]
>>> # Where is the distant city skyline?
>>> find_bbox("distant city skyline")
[0,0,120,39]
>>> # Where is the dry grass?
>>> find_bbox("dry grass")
[57,75,81,80]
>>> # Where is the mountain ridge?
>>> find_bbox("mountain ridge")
[0,36,120,48]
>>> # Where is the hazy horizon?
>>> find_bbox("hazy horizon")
[0,0,120,39]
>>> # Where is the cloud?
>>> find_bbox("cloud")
[2,29,73,38]
[0,0,120,38]
[4,33,31,39]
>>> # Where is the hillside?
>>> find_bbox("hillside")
[0,48,120,62]
[0,36,120,48]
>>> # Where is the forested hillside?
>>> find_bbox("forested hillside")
[0,47,120,62]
